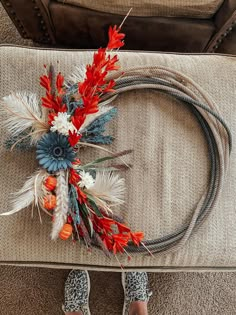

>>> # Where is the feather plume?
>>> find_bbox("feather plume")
[1,92,48,144]
[79,105,114,132]
[1,169,46,216]
[65,55,93,87]
[87,171,125,205]
[51,170,69,240]
[66,65,86,87]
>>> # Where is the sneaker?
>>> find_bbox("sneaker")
[63,270,91,315]
[122,272,152,315]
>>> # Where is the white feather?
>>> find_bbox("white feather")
[87,172,125,205]
[51,170,69,240]
[0,169,46,216]
[66,65,86,87]
[1,92,48,143]
[65,54,94,87]
[79,105,114,132]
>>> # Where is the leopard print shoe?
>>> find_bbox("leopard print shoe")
[63,270,91,315]
[122,272,152,315]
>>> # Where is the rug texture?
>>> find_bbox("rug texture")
[1,3,236,315]
[0,48,235,270]
[1,265,236,315]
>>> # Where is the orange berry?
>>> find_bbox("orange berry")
[59,224,73,240]
[43,194,56,210]
[44,176,57,191]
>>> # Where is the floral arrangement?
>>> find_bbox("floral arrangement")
[1,25,144,258]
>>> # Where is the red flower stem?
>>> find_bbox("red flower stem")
[91,219,101,232]
[91,84,98,97]
[141,241,154,257]
[114,254,124,269]
[107,71,125,83]
[123,247,132,259]
[80,83,89,98]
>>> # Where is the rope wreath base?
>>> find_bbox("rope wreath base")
[102,66,232,256]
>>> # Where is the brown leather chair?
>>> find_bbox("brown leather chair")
[1,0,236,53]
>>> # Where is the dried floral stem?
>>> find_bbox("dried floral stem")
[141,242,154,257]
[80,216,92,248]
[37,204,42,224]
[94,232,112,258]
[119,8,133,29]
[68,208,80,240]
[51,170,69,240]
[31,203,34,219]
[39,198,53,217]
[114,254,124,269]
[78,142,130,168]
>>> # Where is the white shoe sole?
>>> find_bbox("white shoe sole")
[86,270,91,315]
[121,272,127,315]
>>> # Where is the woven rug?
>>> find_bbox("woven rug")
[1,265,236,315]
[0,47,236,270]
[1,3,236,315]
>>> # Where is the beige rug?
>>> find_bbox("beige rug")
[1,3,236,315]
[1,265,236,315]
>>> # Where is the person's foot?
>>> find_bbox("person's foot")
[122,272,152,315]
[63,270,91,315]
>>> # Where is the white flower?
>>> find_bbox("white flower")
[79,171,95,189]
[50,112,76,136]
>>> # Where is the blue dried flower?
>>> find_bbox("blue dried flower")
[36,132,76,172]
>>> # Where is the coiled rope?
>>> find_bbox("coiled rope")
[101,66,231,256]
